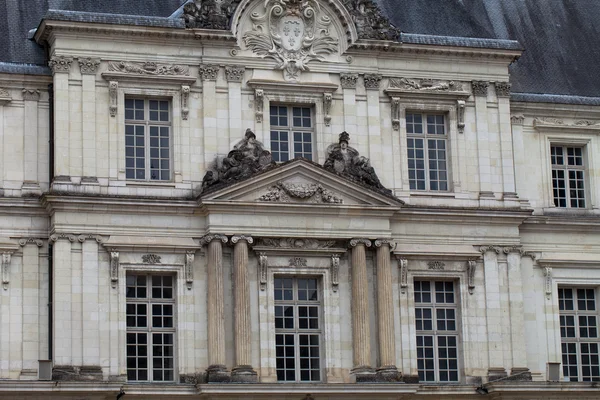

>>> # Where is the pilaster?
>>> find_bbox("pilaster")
[22,89,41,194]
[200,65,220,170]
[20,239,43,376]
[340,74,358,134]
[472,81,493,199]
[79,58,100,183]
[49,56,73,181]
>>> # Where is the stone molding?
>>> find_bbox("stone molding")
[231,235,254,245]
[495,81,511,97]
[78,58,100,74]
[108,61,189,76]
[340,73,359,89]
[22,89,40,101]
[349,238,372,248]
[108,81,118,117]
[49,56,73,73]
[258,182,343,204]
[331,254,340,292]
[181,85,190,120]
[199,234,229,247]
[242,0,338,81]
[199,64,220,81]
[142,254,162,264]
[364,74,382,90]
[471,81,489,96]
[323,93,332,127]
[18,238,44,247]
[533,117,600,129]
[225,65,245,82]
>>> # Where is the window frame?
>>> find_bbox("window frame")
[414,279,461,383]
[405,112,450,192]
[269,104,316,162]
[550,144,588,208]
[124,97,173,182]
[558,287,600,382]
[125,272,177,383]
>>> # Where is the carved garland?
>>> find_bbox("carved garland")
[259,182,343,204]
[256,238,338,249]
[243,0,339,82]
[108,61,190,76]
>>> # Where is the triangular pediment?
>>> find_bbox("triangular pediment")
[200,159,403,208]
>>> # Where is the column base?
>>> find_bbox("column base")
[231,365,258,383]
[351,366,377,383]
[206,365,231,383]
[375,366,401,382]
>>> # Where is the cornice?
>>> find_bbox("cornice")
[41,194,197,215]
[395,206,533,224]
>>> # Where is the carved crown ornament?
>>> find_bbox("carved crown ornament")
[242,0,340,81]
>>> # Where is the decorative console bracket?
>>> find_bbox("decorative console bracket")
[467,260,477,294]
[396,256,408,294]
[185,251,195,290]
[258,252,268,291]
[324,93,332,127]
[110,249,119,289]
[331,254,340,292]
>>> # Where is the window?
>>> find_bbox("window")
[126,274,176,382]
[274,277,322,382]
[125,98,171,181]
[406,113,448,191]
[414,280,459,382]
[270,105,314,162]
[559,288,599,381]
[551,146,586,208]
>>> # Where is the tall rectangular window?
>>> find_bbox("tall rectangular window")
[406,113,448,191]
[126,274,176,382]
[274,277,322,382]
[414,280,459,382]
[551,146,586,208]
[125,98,171,181]
[559,288,599,381]
[270,105,314,162]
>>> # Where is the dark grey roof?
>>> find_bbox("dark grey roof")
[43,10,185,29]
[1,0,599,100]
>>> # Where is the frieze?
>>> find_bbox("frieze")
[340,73,359,89]
[258,182,343,204]
[108,61,189,76]
[142,254,162,264]
[78,58,100,75]
[342,0,400,40]
[533,117,599,129]
[256,238,339,249]
[22,89,40,101]
[389,77,464,93]
[289,257,308,267]
[199,64,220,81]
[495,82,511,97]
[225,65,245,82]
[364,74,382,90]
[202,129,273,191]
[427,261,445,270]
[324,132,392,196]
[242,0,339,81]
[49,56,73,73]
[471,81,489,97]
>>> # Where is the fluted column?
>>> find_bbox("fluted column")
[231,235,257,382]
[349,238,375,380]
[375,239,400,380]
[201,234,229,382]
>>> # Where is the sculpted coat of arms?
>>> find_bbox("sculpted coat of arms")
[243,0,339,81]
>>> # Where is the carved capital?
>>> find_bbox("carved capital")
[511,114,525,125]
[374,239,392,248]
[199,64,219,81]
[49,233,77,243]
[364,74,382,90]
[503,246,523,255]
[49,56,73,73]
[199,234,229,247]
[471,81,489,97]
[108,81,118,118]
[181,85,190,120]
[349,238,372,248]
[323,93,332,127]
[78,58,100,74]
[77,234,104,244]
[18,238,43,247]
[225,65,245,82]
[340,73,358,89]
[231,235,254,245]
[2,252,14,290]
[495,82,511,97]
[331,254,340,292]
[255,89,264,123]
[22,89,40,101]
[479,245,501,254]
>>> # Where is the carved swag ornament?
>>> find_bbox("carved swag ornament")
[259,182,343,203]
[324,132,392,195]
[202,128,274,191]
[242,0,339,81]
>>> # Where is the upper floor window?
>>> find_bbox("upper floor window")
[415,280,459,382]
[126,274,176,382]
[125,98,171,181]
[406,113,448,191]
[551,145,586,208]
[274,277,322,382]
[559,287,599,381]
[270,105,314,162]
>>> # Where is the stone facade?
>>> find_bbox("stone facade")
[0,0,599,399]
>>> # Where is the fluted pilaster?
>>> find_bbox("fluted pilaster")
[231,235,257,382]
[349,239,374,378]
[375,240,399,380]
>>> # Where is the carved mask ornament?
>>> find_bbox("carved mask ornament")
[243,0,339,81]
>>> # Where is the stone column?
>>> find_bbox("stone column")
[349,238,375,381]
[230,235,257,382]
[374,240,399,381]
[201,234,229,382]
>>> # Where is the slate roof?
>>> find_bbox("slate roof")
[1,0,599,100]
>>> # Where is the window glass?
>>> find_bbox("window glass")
[406,113,448,191]
[270,105,314,161]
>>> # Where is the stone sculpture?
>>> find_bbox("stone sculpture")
[202,128,274,191]
[324,132,391,195]
[182,0,240,30]
[342,0,400,40]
